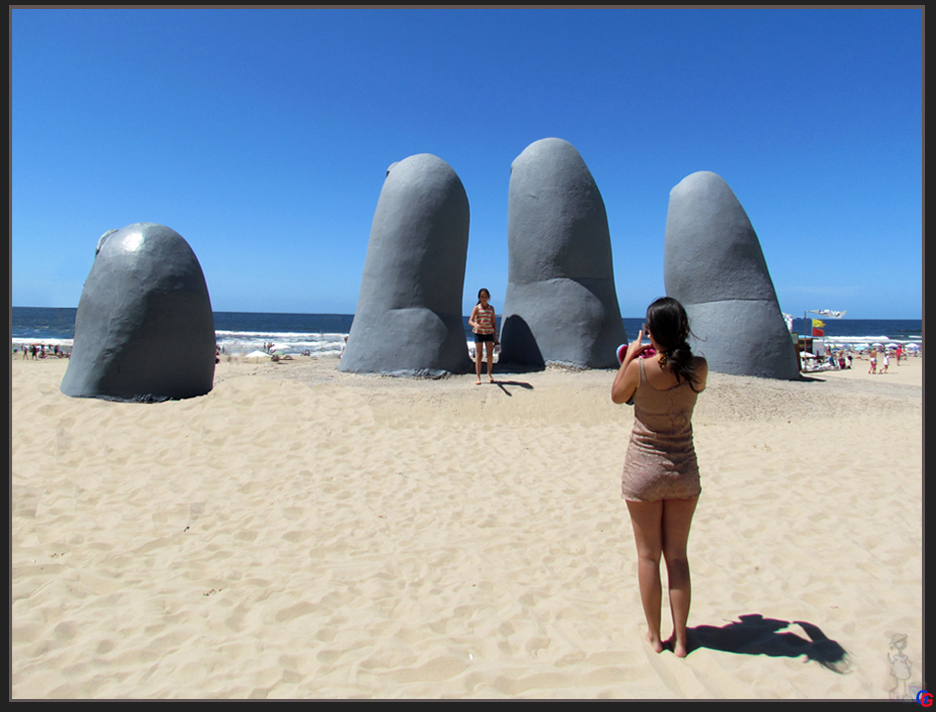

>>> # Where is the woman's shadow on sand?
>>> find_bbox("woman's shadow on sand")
[489,379,534,397]
[684,614,851,673]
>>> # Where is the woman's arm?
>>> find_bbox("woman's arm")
[611,330,649,404]
[468,305,480,330]
[693,356,709,393]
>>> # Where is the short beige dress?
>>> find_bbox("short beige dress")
[621,358,701,502]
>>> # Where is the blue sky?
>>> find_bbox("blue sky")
[12,7,923,319]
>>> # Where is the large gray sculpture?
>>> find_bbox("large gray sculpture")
[61,223,216,400]
[339,154,472,377]
[664,171,800,380]
[499,138,626,368]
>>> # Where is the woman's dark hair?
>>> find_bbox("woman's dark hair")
[477,288,490,305]
[646,296,701,391]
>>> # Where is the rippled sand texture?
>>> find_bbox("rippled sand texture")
[12,355,922,698]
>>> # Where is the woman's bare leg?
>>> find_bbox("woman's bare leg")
[486,341,495,381]
[626,499,664,652]
[475,344,482,384]
[661,496,698,657]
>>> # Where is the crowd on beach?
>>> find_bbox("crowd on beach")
[800,343,918,374]
[864,344,915,375]
[14,343,70,360]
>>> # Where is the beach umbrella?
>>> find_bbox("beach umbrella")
[245,350,270,362]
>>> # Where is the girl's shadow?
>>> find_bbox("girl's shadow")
[685,614,851,673]
[492,379,534,396]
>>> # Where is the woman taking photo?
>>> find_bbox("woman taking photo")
[611,297,708,657]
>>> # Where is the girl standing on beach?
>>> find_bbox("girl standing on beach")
[611,297,708,658]
[469,288,498,385]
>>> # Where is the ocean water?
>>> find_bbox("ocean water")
[11,307,923,356]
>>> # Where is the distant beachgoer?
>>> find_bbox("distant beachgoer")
[881,352,890,374]
[869,350,877,375]
[469,288,498,385]
[895,345,902,365]
[612,296,708,658]
[838,354,846,370]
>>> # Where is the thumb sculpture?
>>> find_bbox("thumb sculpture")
[61,223,216,400]
[499,138,626,368]
[664,171,801,380]
[339,154,472,377]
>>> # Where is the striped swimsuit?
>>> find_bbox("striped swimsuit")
[473,305,495,336]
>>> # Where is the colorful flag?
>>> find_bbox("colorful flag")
[810,309,847,318]
[812,328,825,337]
[812,319,826,328]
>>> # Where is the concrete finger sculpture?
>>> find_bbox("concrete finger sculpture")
[61,223,216,400]
[664,171,800,380]
[500,138,626,368]
[339,154,472,377]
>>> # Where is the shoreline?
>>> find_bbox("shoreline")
[12,356,922,698]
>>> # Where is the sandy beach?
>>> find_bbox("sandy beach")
[11,354,923,699]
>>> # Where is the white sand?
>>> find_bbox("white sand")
[11,354,923,699]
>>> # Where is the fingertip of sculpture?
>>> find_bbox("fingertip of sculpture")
[340,154,473,376]
[500,138,626,369]
[61,223,216,400]
[664,172,800,380]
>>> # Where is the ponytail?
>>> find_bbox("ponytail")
[646,297,701,392]
[667,340,701,392]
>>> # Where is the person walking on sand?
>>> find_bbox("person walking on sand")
[881,350,890,374]
[469,288,498,385]
[869,349,878,375]
[612,297,708,658]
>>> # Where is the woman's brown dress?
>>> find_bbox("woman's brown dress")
[621,358,701,502]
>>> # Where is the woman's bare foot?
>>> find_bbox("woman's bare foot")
[665,635,689,658]
[646,631,664,654]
